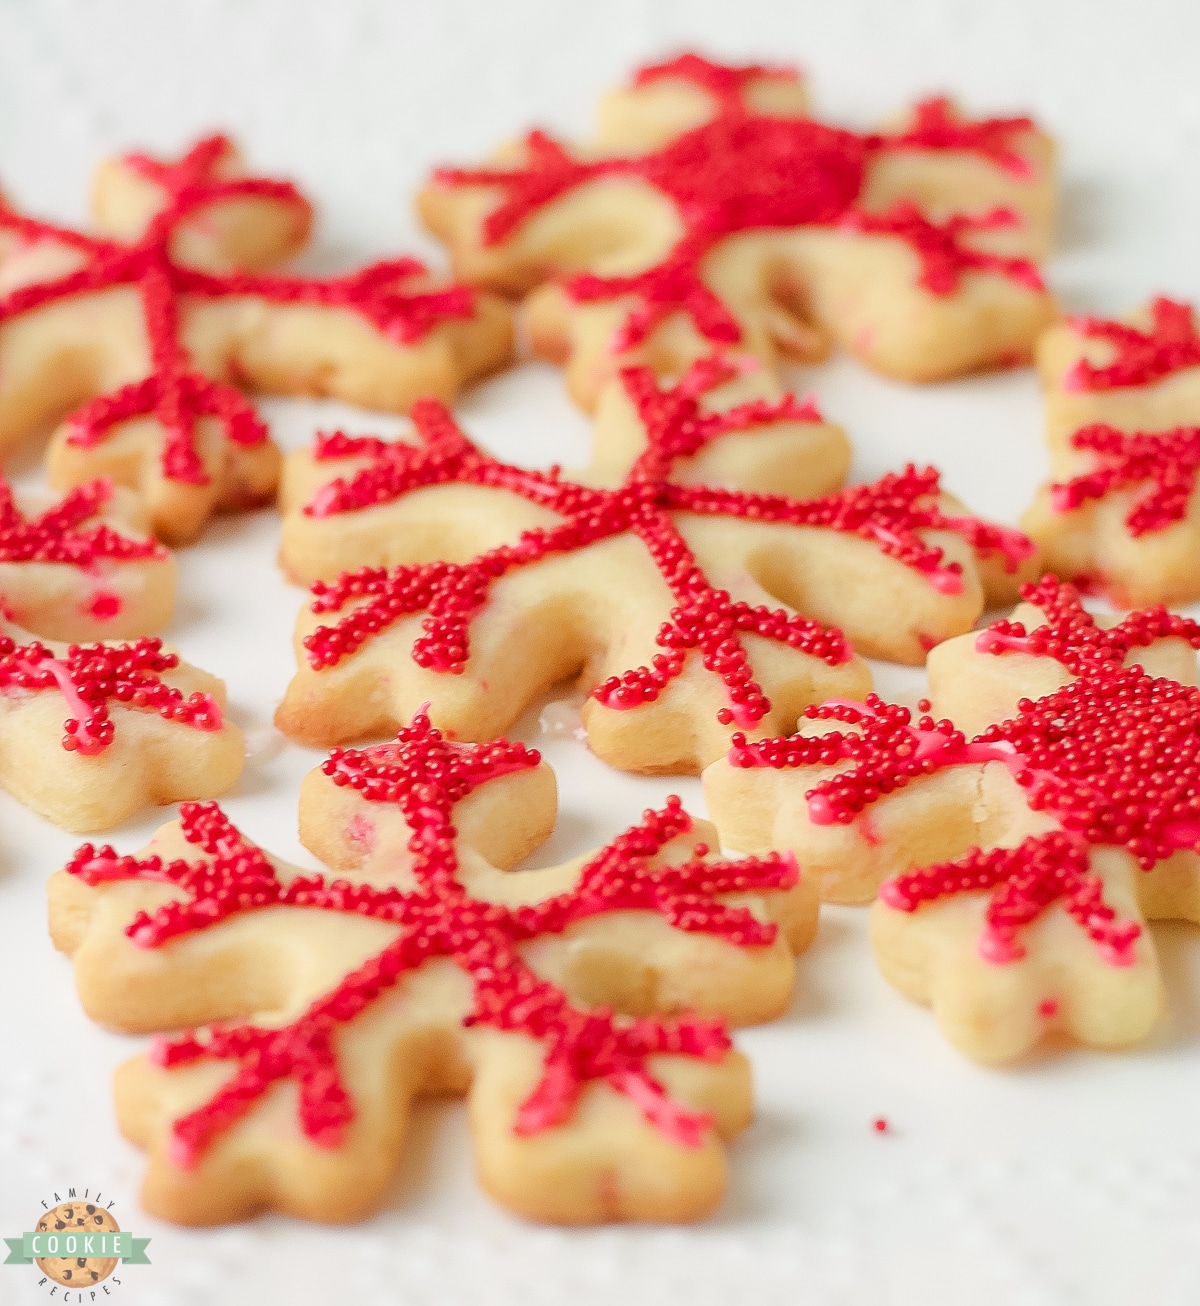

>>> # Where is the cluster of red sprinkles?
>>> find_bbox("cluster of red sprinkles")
[1049,300,1200,534]
[728,694,1017,824]
[733,578,1200,964]
[300,355,1027,731]
[1049,423,1200,534]
[972,574,1200,678]
[0,633,222,754]
[1064,297,1200,391]
[0,476,163,565]
[66,714,798,1165]
[435,53,1043,353]
[879,833,1142,966]
[0,134,474,484]
[840,203,1041,296]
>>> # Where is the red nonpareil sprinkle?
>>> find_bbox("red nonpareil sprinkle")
[1049,423,1200,535]
[66,714,799,1164]
[299,357,1026,732]
[435,57,1043,350]
[872,1116,889,1133]
[0,477,163,565]
[86,592,123,622]
[1065,298,1200,391]
[0,135,475,486]
[0,633,222,754]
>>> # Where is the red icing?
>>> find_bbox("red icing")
[1065,298,1200,391]
[0,476,163,564]
[67,714,798,1163]
[0,633,222,754]
[1049,423,1200,535]
[300,356,1027,732]
[0,134,474,485]
[731,579,1200,963]
[435,56,1043,353]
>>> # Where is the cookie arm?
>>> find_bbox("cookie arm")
[469,1032,750,1224]
[1,660,241,832]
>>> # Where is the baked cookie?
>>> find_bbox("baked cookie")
[278,353,850,585]
[273,359,1035,774]
[0,625,243,831]
[1024,298,1200,605]
[0,134,513,542]
[703,577,1200,1062]
[34,1202,119,1288]
[49,714,818,1225]
[420,52,1056,407]
[0,475,175,640]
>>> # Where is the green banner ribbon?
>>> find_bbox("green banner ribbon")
[4,1232,150,1264]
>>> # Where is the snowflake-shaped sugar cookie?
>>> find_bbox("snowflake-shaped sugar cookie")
[0,134,512,540]
[50,714,817,1224]
[704,577,1200,1062]
[421,52,1055,407]
[1025,297,1200,605]
[273,356,1033,774]
[0,627,242,830]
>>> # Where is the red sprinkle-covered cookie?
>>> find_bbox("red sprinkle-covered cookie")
[49,714,818,1224]
[273,355,1034,774]
[704,577,1200,1062]
[420,52,1055,406]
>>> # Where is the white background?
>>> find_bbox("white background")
[1,2,1199,1303]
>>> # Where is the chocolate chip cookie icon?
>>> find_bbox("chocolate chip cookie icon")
[34,1202,119,1287]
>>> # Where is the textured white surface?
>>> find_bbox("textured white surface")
[1,2,1199,1303]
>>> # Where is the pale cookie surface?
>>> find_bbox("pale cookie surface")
[704,576,1200,1063]
[1025,298,1200,606]
[0,475,174,640]
[274,355,1034,774]
[0,134,513,542]
[420,52,1056,407]
[0,624,243,831]
[48,715,818,1226]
